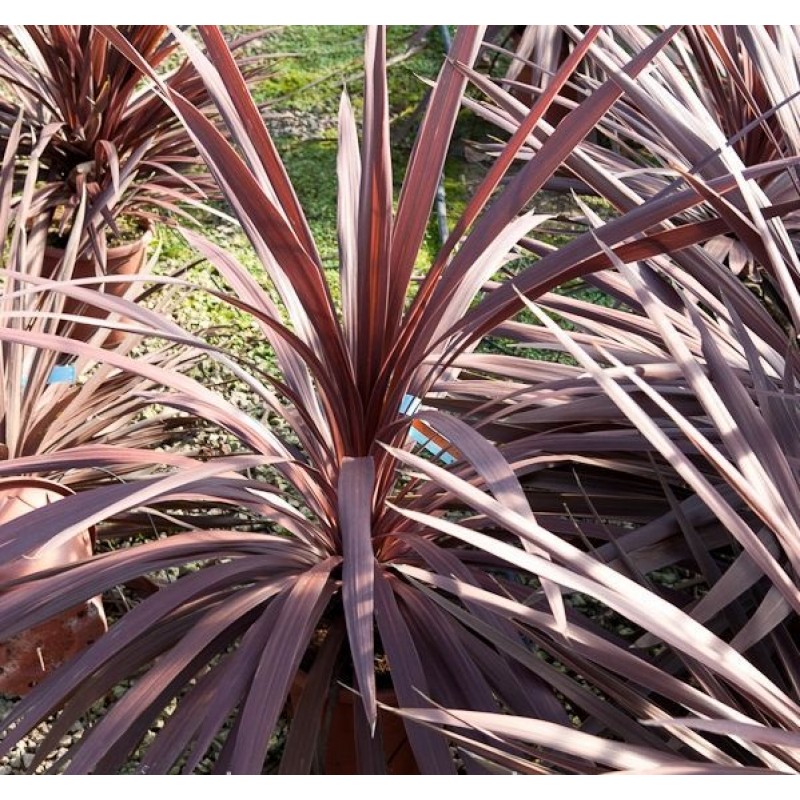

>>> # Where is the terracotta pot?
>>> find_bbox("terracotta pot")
[289,675,417,774]
[42,224,153,347]
[0,478,107,696]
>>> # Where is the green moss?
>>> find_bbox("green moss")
[276,137,339,267]
[243,25,447,118]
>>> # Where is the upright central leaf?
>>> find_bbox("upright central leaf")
[355,26,393,402]
[338,456,377,733]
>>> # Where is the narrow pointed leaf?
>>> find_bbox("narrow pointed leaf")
[338,456,377,732]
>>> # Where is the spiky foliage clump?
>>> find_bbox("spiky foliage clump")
[0,25,798,775]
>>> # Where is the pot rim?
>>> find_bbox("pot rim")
[43,219,154,260]
[0,476,97,547]
[0,476,74,498]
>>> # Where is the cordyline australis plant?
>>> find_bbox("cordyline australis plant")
[0,126,202,490]
[0,25,268,255]
[451,24,800,524]
[401,25,800,771]
[477,26,800,280]
[394,251,800,772]
[0,24,799,774]
[394,244,800,772]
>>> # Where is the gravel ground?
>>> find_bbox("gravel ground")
[263,109,337,140]
[0,694,68,774]
[0,690,184,774]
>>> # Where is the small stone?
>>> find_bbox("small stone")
[21,752,34,768]
[10,753,21,769]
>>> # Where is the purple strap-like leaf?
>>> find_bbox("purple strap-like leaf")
[0,110,23,245]
[0,453,278,568]
[643,717,800,752]
[394,707,685,772]
[426,28,681,326]
[413,409,566,632]
[64,581,284,773]
[195,25,320,264]
[353,26,392,400]
[388,25,485,328]
[338,456,378,733]
[337,88,361,359]
[183,599,290,775]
